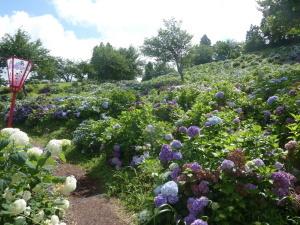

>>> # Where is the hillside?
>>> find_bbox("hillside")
[0,45,300,225]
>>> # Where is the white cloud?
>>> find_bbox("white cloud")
[0,11,99,60]
[51,0,262,47]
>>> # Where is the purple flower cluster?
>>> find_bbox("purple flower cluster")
[184,197,209,224]
[159,144,182,163]
[267,96,279,105]
[185,162,202,172]
[215,91,225,99]
[178,126,188,133]
[130,152,150,166]
[274,106,285,115]
[220,159,235,171]
[170,140,183,149]
[197,181,210,195]
[187,126,201,138]
[271,171,296,197]
[191,219,208,225]
[53,110,68,119]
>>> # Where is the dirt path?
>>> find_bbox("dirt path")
[55,163,135,225]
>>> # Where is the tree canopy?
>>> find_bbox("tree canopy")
[258,0,300,45]
[142,18,193,81]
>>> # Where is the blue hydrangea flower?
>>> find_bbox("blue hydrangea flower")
[161,181,178,197]
[154,194,167,207]
[274,162,284,170]
[221,159,235,171]
[154,185,162,196]
[215,91,225,99]
[191,219,208,225]
[233,117,240,124]
[171,140,183,149]
[185,162,202,172]
[267,96,279,105]
[205,116,222,127]
[164,134,174,141]
[271,171,296,197]
[170,167,181,180]
[187,126,201,138]
[198,181,209,194]
[102,101,109,109]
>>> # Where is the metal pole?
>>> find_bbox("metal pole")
[7,91,17,127]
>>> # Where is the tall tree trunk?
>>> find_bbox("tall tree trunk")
[175,61,184,82]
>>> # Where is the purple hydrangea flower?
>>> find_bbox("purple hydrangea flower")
[172,151,183,160]
[178,126,188,133]
[111,157,122,168]
[221,159,235,171]
[171,140,183,149]
[271,171,296,197]
[170,167,181,180]
[252,158,265,167]
[191,219,208,225]
[215,91,225,99]
[167,195,179,204]
[187,197,209,214]
[198,181,210,195]
[263,110,271,120]
[159,144,173,163]
[187,126,201,138]
[186,162,202,172]
[154,194,167,207]
[267,96,279,105]
[235,108,243,114]
[184,214,197,225]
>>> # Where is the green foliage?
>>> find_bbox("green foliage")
[200,34,211,46]
[91,43,142,81]
[142,18,193,81]
[258,0,300,45]
[189,44,213,65]
[143,62,176,81]
[213,40,242,61]
[245,25,266,52]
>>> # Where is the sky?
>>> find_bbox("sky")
[0,0,262,61]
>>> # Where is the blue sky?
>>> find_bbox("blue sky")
[0,0,262,60]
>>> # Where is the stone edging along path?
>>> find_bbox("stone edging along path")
[54,163,135,225]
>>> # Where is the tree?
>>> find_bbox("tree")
[258,0,300,45]
[142,18,193,81]
[143,61,175,81]
[55,58,80,82]
[91,43,141,81]
[244,25,266,52]
[76,61,95,81]
[213,40,242,61]
[189,44,213,65]
[200,34,211,46]
[0,29,56,80]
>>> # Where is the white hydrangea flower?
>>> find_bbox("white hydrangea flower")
[24,206,31,216]
[46,139,63,156]
[138,209,152,223]
[0,128,20,136]
[9,131,29,146]
[27,147,43,157]
[61,176,77,195]
[51,215,60,225]
[10,199,27,215]
[145,124,155,133]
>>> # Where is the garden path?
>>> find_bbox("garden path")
[55,163,134,225]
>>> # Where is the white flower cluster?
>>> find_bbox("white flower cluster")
[27,147,43,157]
[45,215,66,225]
[60,175,77,195]
[46,139,72,156]
[1,128,30,146]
